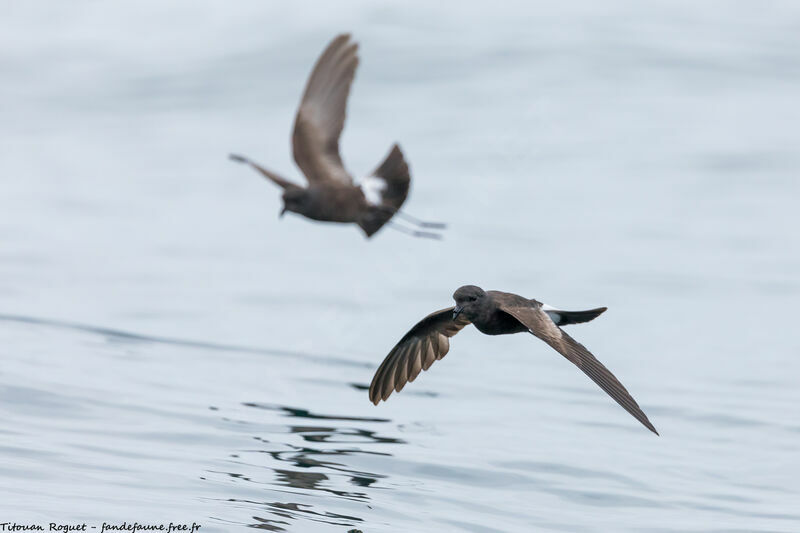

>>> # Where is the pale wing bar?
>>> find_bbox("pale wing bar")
[501,304,658,435]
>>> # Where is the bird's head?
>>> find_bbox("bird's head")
[452,285,486,320]
[280,188,309,217]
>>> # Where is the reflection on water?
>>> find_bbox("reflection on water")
[207,402,399,530]
[0,312,369,368]
[246,502,363,532]
[241,402,391,423]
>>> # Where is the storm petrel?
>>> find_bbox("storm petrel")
[369,285,658,435]
[230,34,443,238]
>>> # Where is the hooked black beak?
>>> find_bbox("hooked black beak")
[279,207,287,218]
[452,306,463,320]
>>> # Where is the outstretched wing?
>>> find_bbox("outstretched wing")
[369,308,471,404]
[229,154,300,190]
[498,302,658,435]
[292,33,358,185]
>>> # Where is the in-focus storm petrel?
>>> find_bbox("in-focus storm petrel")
[369,285,658,435]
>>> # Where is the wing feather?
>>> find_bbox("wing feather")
[369,307,471,404]
[408,342,424,383]
[292,34,359,185]
[423,336,438,370]
[498,302,658,435]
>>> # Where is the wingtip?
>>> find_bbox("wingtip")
[642,418,659,435]
[229,153,248,164]
[381,387,395,403]
[368,386,381,405]
[332,33,356,48]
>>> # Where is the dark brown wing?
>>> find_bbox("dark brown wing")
[498,302,658,435]
[228,154,300,190]
[370,307,471,404]
[292,33,358,185]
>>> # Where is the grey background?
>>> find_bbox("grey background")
[1,1,798,531]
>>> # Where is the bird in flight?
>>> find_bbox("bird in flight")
[230,33,444,239]
[369,285,658,435]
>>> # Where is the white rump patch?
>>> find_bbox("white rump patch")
[361,175,387,205]
[541,303,562,325]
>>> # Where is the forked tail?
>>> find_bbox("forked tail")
[542,305,607,326]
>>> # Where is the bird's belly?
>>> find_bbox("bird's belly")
[472,311,529,336]
[303,209,356,223]
[304,186,364,222]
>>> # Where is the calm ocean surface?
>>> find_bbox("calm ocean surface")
[1,2,799,531]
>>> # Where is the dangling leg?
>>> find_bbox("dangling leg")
[395,211,447,230]
[387,222,443,240]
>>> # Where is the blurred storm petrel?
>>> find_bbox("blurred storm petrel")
[230,33,443,239]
